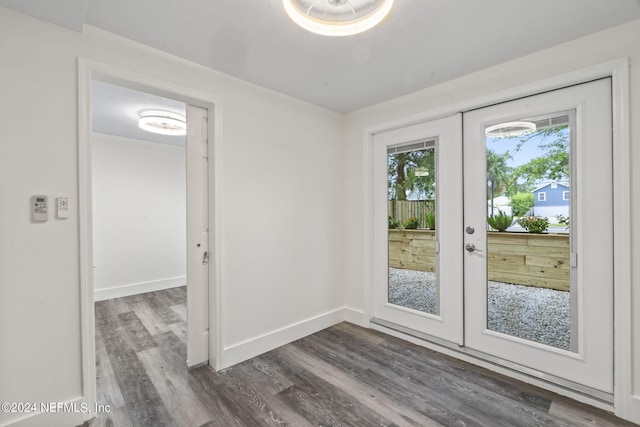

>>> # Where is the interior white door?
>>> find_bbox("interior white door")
[186,104,209,367]
[373,114,463,345]
[463,79,613,393]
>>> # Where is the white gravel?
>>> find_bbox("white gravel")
[388,268,570,350]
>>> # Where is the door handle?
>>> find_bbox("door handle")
[465,243,482,253]
[202,251,209,265]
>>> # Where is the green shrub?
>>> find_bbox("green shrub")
[556,214,570,228]
[425,212,436,230]
[518,216,549,233]
[509,192,534,217]
[487,210,513,232]
[388,216,400,229]
[403,216,420,229]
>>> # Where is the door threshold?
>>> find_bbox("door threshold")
[370,318,614,406]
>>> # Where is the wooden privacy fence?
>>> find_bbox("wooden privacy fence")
[388,200,435,229]
[388,230,570,291]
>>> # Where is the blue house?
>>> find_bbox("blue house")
[531,181,569,218]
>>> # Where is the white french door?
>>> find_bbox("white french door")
[372,115,464,345]
[373,78,614,393]
[463,79,613,392]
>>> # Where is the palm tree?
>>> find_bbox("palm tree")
[486,149,512,214]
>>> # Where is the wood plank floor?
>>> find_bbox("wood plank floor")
[85,287,635,427]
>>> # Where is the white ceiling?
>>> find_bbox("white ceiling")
[2,0,640,141]
[91,80,186,146]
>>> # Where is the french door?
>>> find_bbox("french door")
[373,115,464,344]
[373,79,613,393]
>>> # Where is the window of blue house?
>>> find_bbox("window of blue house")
[538,192,546,201]
[563,191,569,200]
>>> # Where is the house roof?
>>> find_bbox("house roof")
[531,182,570,193]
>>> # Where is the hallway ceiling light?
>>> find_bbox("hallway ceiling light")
[138,110,186,136]
[283,0,393,37]
[485,121,536,138]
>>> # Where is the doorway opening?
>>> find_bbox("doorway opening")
[78,59,219,422]
[90,81,190,416]
[91,81,188,304]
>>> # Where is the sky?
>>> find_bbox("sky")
[486,127,569,170]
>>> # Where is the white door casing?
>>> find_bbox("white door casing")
[365,60,632,421]
[79,59,223,421]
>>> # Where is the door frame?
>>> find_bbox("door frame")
[77,58,224,420]
[362,58,632,418]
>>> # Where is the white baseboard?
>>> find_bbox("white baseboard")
[343,306,368,327]
[94,276,186,301]
[0,398,85,427]
[625,395,640,424]
[221,307,345,369]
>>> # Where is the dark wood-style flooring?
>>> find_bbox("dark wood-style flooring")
[86,287,635,427]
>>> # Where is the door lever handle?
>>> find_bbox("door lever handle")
[465,243,482,253]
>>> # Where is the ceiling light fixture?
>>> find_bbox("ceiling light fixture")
[485,121,537,138]
[138,110,186,136]
[283,0,393,37]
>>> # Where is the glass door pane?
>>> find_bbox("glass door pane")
[387,141,438,315]
[484,113,574,351]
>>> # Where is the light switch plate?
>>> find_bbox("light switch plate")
[57,196,69,219]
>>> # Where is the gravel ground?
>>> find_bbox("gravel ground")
[388,268,570,350]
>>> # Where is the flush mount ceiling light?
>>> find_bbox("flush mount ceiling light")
[485,121,537,138]
[138,110,186,136]
[283,0,393,37]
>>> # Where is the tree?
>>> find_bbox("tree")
[509,192,534,217]
[513,126,569,187]
[486,149,512,213]
[388,149,435,201]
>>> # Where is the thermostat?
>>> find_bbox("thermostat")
[31,195,48,222]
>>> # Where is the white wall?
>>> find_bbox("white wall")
[0,7,344,426]
[343,18,640,421]
[92,133,186,301]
